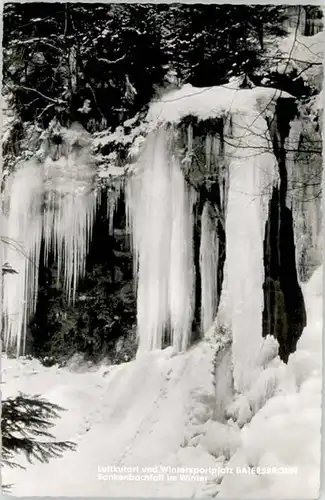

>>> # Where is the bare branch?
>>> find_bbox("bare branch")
[98,55,126,65]
[10,38,64,54]
[15,86,63,104]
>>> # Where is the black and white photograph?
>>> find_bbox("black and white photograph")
[1,2,323,498]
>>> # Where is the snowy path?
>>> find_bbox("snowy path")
[2,341,228,497]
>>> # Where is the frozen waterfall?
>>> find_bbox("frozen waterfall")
[2,124,97,354]
[126,127,196,352]
[217,111,278,392]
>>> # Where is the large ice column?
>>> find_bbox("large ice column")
[106,178,124,235]
[134,129,173,351]
[168,154,196,351]
[217,111,278,392]
[126,127,196,352]
[2,123,97,354]
[286,118,322,282]
[200,201,219,333]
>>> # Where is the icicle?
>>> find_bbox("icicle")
[187,124,193,156]
[107,177,123,235]
[217,111,278,392]
[43,147,97,305]
[205,134,212,172]
[125,166,143,292]
[168,154,196,351]
[212,135,221,168]
[135,129,172,350]
[200,201,219,333]
[126,127,196,352]
[3,161,43,355]
[2,123,97,353]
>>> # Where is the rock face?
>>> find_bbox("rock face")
[178,117,227,339]
[29,190,137,365]
[261,99,308,363]
[262,187,307,363]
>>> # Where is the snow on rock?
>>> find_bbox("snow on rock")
[147,82,292,128]
[1,94,16,145]
[268,30,324,90]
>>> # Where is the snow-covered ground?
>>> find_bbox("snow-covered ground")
[2,338,228,497]
[2,266,322,498]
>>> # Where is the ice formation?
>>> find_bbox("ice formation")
[106,176,124,235]
[286,117,322,282]
[2,124,97,354]
[127,82,292,363]
[126,127,196,352]
[3,162,43,354]
[217,111,278,392]
[138,83,284,382]
[200,201,219,333]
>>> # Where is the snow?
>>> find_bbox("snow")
[2,338,227,497]
[1,95,16,143]
[219,265,322,499]
[2,39,322,497]
[93,117,146,152]
[2,266,322,498]
[147,81,293,128]
[269,30,324,90]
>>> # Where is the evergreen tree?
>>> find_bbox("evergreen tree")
[2,393,76,491]
[160,5,287,86]
[3,3,166,130]
[3,4,289,131]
